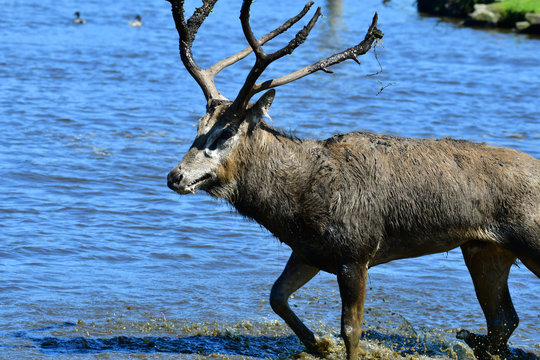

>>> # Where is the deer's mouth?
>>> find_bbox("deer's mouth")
[188,173,211,189]
[177,172,213,195]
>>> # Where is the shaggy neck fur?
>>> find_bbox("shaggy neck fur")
[221,122,312,244]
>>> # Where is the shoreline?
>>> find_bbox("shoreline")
[417,0,540,35]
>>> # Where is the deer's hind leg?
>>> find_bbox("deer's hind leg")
[458,241,518,360]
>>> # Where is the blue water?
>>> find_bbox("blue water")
[1,0,539,358]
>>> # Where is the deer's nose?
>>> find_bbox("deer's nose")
[167,168,183,191]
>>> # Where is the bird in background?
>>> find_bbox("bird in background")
[72,12,143,27]
[73,11,86,24]
[129,15,142,27]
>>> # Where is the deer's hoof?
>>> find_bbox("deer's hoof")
[304,335,337,357]
[457,329,513,360]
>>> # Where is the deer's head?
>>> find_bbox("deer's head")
[167,90,275,196]
[166,0,382,197]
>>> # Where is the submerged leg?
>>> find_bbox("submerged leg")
[459,242,518,359]
[270,252,321,354]
[337,261,368,360]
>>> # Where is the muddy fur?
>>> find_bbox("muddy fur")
[214,121,540,274]
[168,95,540,359]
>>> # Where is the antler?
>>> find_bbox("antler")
[167,0,383,113]
[227,0,322,115]
[228,1,383,115]
[250,13,383,96]
[167,0,318,107]
[168,0,222,104]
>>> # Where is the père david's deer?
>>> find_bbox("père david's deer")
[165,1,540,359]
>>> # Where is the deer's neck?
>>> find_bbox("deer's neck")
[226,126,312,242]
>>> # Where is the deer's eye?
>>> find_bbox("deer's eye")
[209,130,233,151]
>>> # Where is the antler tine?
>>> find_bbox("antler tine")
[227,0,322,116]
[168,0,225,104]
[185,0,218,40]
[251,13,383,96]
[209,1,315,76]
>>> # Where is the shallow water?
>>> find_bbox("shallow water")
[0,0,539,359]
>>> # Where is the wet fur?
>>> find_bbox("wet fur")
[213,120,540,275]
[170,100,540,359]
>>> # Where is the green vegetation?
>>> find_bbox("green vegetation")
[494,0,540,14]
[490,0,540,28]
[417,0,535,19]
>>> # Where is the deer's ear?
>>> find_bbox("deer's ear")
[250,89,275,123]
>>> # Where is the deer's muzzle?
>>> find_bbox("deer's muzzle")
[167,168,184,192]
[168,166,212,195]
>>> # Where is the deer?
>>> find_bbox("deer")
[165,1,540,359]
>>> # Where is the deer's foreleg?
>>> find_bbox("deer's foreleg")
[270,252,321,354]
[337,261,368,360]
[459,242,518,360]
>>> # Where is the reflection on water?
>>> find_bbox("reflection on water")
[0,0,539,358]
[324,0,344,32]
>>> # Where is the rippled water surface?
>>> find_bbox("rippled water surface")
[1,0,539,359]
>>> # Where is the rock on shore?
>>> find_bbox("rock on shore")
[516,12,540,34]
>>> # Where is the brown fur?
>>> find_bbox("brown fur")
[168,95,540,360]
